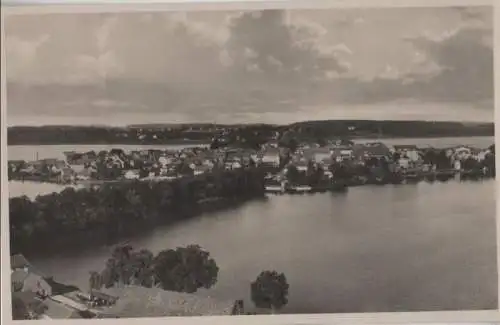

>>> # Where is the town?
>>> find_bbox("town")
[7,136,497,190]
[9,135,495,319]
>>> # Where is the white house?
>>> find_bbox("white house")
[313,148,332,163]
[397,158,411,169]
[454,147,472,160]
[124,170,140,180]
[260,149,280,166]
[393,145,420,162]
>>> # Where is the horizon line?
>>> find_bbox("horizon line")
[6,119,494,129]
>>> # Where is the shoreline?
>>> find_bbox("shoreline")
[6,134,494,147]
[21,195,268,260]
[9,168,268,257]
[8,170,494,259]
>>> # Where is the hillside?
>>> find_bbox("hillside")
[7,120,494,145]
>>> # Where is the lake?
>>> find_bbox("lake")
[7,137,498,314]
[7,136,495,161]
[22,179,497,314]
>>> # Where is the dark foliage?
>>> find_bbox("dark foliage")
[93,244,219,294]
[251,270,289,311]
[8,120,492,145]
[9,168,266,254]
[153,245,219,293]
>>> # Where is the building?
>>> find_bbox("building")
[11,254,31,271]
[8,160,26,172]
[392,145,420,162]
[454,146,473,160]
[95,285,244,318]
[329,138,355,147]
[11,254,79,298]
[353,143,391,160]
[331,146,354,162]
[260,148,281,167]
[308,148,333,163]
[11,269,53,297]
[11,255,53,298]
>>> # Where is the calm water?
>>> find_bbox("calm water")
[25,180,497,314]
[8,137,498,313]
[9,181,80,199]
[7,136,494,161]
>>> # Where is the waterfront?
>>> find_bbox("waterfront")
[7,136,493,161]
[25,178,497,314]
[8,143,210,161]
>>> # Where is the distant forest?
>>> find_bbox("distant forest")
[7,120,494,146]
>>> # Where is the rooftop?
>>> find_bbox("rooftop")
[11,254,30,270]
[43,299,83,319]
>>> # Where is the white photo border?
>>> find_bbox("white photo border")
[1,0,499,324]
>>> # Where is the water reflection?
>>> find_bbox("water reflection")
[28,179,497,314]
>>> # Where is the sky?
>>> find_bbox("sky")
[4,6,494,126]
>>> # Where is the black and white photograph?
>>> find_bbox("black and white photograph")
[2,2,498,321]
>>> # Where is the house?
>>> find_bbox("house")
[11,254,31,271]
[353,143,391,160]
[193,165,211,176]
[294,161,309,173]
[444,148,455,158]
[9,160,26,172]
[11,269,53,297]
[49,160,68,173]
[329,138,355,147]
[303,148,332,163]
[260,148,281,167]
[392,145,420,162]
[331,146,354,162]
[124,170,140,180]
[158,156,174,167]
[64,152,96,166]
[476,149,490,161]
[96,285,244,318]
[454,146,473,160]
[76,167,96,180]
[397,157,411,169]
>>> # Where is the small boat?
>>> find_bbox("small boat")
[287,185,312,194]
[264,176,285,194]
[265,185,285,194]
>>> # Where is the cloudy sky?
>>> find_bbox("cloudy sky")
[4,6,493,126]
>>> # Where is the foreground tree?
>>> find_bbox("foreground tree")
[153,245,219,293]
[88,271,104,295]
[97,244,219,293]
[251,270,289,313]
[100,245,156,288]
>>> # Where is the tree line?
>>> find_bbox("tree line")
[8,121,493,146]
[9,168,266,255]
[88,244,290,315]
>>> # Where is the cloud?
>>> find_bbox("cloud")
[404,26,493,103]
[225,10,347,83]
[4,7,494,124]
[5,34,50,79]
